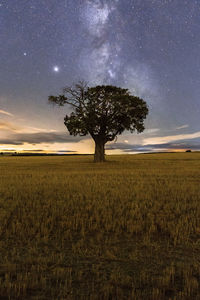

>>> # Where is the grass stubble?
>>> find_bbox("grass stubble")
[0,153,200,299]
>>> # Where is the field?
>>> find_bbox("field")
[0,153,200,299]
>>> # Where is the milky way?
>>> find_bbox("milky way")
[79,0,158,106]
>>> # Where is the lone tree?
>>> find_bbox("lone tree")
[49,82,148,162]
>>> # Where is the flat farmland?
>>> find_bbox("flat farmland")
[0,153,200,299]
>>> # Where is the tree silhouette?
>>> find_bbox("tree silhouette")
[49,81,148,162]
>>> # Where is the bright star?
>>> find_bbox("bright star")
[53,66,59,72]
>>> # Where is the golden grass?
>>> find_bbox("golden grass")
[0,153,200,299]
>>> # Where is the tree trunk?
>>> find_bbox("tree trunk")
[94,141,105,162]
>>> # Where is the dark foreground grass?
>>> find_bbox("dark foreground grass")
[0,153,200,299]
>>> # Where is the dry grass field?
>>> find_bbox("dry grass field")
[0,153,200,299]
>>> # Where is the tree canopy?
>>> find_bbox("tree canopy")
[49,82,148,162]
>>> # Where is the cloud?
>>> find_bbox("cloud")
[143,131,200,145]
[176,124,189,130]
[0,120,58,134]
[106,142,145,151]
[153,142,200,150]
[25,126,57,133]
[0,109,14,117]
[0,139,23,145]
[106,139,200,152]
[116,130,200,152]
[56,150,77,153]
[23,149,44,152]
[0,131,87,145]
[0,120,88,148]
[142,128,160,134]
[22,149,76,153]
[0,121,17,131]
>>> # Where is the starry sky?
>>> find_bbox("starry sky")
[1,0,200,154]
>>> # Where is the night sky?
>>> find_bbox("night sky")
[1,0,200,153]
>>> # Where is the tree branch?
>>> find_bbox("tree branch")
[48,95,79,108]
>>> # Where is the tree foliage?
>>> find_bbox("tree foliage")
[49,81,148,162]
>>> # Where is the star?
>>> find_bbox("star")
[23,52,27,56]
[53,66,59,73]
